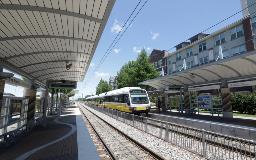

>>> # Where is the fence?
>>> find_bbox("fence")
[0,96,28,146]
[89,105,256,160]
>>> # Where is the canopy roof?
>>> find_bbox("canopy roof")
[140,51,256,90]
[0,0,115,87]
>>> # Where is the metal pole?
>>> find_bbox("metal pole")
[202,129,206,158]
[159,121,163,139]
[254,140,256,160]
[165,122,169,142]
[132,114,134,127]
[144,117,148,133]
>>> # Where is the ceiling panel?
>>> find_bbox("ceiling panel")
[0,0,115,86]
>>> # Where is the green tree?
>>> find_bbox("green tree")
[116,49,159,88]
[96,79,112,95]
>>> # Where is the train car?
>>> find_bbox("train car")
[86,87,151,114]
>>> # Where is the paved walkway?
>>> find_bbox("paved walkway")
[0,105,99,160]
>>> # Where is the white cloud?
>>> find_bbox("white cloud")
[132,46,141,53]
[111,19,122,33]
[113,48,120,54]
[150,31,160,40]
[89,62,95,69]
[95,71,110,81]
[133,46,152,53]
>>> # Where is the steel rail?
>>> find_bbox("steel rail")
[79,105,164,160]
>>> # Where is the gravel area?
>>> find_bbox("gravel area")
[81,107,156,160]
[83,105,205,160]
[81,113,112,160]
[88,105,256,160]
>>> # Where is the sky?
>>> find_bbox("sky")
[74,0,243,99]
[3,0,243,98]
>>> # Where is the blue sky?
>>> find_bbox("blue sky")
[75,0,243,98]
[4,0,243,98]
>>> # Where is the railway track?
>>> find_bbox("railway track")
[80,106,164,160]
[84,104,256,160]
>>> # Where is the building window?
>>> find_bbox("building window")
[168,57,172,65]
[215,33,226,46]
[230,25,244,41]
[199,56,208,65]
[223,49,230,58]
[199,42,206,52]
[231,44,246,56]
[186,61,194,69]
[252,16,256,34]
[186,48,193,57]
[176,52,182,61]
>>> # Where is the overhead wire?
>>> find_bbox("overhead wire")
[94,0,150,71]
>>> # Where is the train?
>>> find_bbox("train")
[86,87,151,114]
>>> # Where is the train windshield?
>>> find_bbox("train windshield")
[130,89,149,104]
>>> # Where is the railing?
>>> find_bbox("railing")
[89,105,256,160]
[0,96,28,146]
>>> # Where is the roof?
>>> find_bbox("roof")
[140,50,256,90]
[0,0,115,87]
[86,87,144,99]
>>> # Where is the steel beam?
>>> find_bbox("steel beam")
[20,60,86,69]
[30,67,84,75]
[5,51,89,60]
[0,4,102,23]
[217,64,242,76]
[36,71,82,79]
[200,68,223,79]
[0,35,94,43]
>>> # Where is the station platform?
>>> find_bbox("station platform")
[150,110,256,128]
[0,105,99,160]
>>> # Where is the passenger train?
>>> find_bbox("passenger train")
[86,87,151,114]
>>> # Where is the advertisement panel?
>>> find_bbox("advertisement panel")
[197,95,213,109]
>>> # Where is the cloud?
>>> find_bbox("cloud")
[95,72,110,80]
[150,31,160,40]
[133,46,141,53]
[111,19,122,33]
[89,62,95,69]
[113,48,120,54]
[133,46,152,53]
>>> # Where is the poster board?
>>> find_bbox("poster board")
[197,95,213,109]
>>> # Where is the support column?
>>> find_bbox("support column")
[24,85,37,129]
[164,92,168,112]
[221,81,233,118]
[43,88,49,121]
[50,90,54,115]
[179,88,184,113]
[184,86,190,114]
[0,67,5,111]
[56,89,59,113]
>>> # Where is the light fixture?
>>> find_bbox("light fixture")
[66,61,72,70]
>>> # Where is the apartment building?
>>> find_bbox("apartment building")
[167,16,256,75]
[149,49,168,76]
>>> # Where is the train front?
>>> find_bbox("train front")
[129,89,150,114]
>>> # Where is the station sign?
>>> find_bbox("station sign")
[197,95,213,109]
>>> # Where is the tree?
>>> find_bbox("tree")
[116,49,159,88]
[96,79,112,95]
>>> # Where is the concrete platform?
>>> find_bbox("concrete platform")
[149,111,256,140]
[0,106,100,160]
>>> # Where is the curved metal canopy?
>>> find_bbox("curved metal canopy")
[0,0,115,87]
[140,51,256,90]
